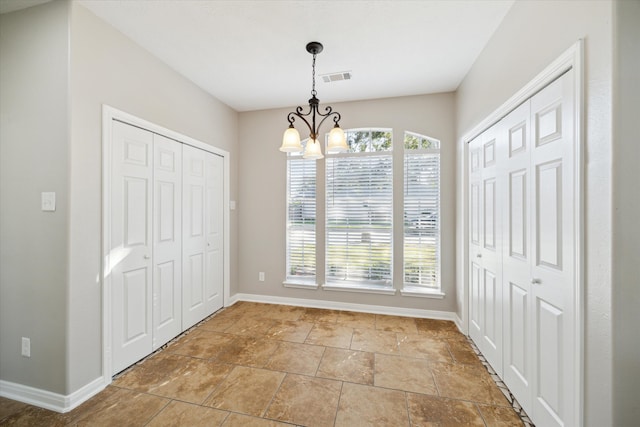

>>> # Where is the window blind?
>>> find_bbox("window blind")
[286,157,316,280]
[404,148,440,289]
[326,153,393,286]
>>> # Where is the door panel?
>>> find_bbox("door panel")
[468,127,503,376]
[509,170,527,259]
[470,260,482,338]
[122,267,148,342]
[500,102,533,412]
[468,136,483,345]
[536,160,563,270]
[483,178,496,250]
[183,145,208,328]
[111,121,153,374]
[152,134,182,349]
[507,281,528,384]
[205,153,224,312]
[530,71,575,427]
[535,297,564,427]
[182,145,224,328]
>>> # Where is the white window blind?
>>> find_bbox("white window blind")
[286,152,316,281]
[326,129,393,287]
[404,132,440,290]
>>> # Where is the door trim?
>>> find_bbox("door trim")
[101,105,231,383]
[459,40,584,425]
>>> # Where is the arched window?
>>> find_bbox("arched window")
[404,132,440,291]
[325,129,393,289]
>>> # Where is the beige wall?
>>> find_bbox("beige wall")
[67,2,239,392]
[455,0,614,425]
[612,0,640,424]
[238,93,457,312]
[0,0,70,394]
[0,0,239,397]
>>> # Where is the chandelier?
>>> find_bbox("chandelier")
[279,42,348,159]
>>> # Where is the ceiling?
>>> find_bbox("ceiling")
[3,0,515,112]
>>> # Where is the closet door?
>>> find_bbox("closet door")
[468,125,503,376]
[501,102,533,412]
[204,152,224,314]
[529,71,576,427]
[468,135,484,346]
[152,135,182,349]
[111,121,153,374]
[182,145,224,329]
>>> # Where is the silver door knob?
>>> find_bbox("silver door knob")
[531,278,541,284]
[476,254,482,258]
[144,255,150,259]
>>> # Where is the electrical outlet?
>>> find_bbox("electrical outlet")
[259,272,265,282]
[21,337,30,358]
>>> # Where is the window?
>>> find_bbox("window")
[325,129,393,289]
[404,132,440,291]
[284,128,443,296]
[285,140,316,284]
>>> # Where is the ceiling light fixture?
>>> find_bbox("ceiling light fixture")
[279,42,348,159]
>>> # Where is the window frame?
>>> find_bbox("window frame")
[283,139,319,289]
[324,128,395,293]
[401,131,444,298]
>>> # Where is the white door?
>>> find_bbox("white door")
[501,101,533,412]
[182,145,223,329]
[529,71,576,427]
[204,152,224,314]
[152,134,182,349]
[470,70,577,427]
[468,135,484,347]
[468,125,503,376]
[111,121,153,374]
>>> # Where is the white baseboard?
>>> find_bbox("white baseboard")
[0,376,105,413]
[454,313,466,335]
[230,292,457,321]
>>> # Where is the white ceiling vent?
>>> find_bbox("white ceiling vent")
[320,71,352,83]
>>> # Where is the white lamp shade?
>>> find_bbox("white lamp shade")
[280,127,303,152]
[327,126,348,153]
[303,138,324,159]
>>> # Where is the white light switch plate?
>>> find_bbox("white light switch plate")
[41,192,56,211]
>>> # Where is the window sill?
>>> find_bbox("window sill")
[283,280,319,290]
[400,287,445,299]
[322,283,397,296]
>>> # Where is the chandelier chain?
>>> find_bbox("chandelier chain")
[311,53,317,97]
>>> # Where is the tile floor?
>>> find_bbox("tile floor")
[0,302,529,426]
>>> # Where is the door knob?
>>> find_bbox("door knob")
[476,254,482,258]
[531,278,541,284]
[144,255,150,259]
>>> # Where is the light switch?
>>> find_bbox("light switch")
[230,200,236,210]
[41,192,56,212]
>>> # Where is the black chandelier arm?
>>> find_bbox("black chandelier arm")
[315,109,342,132]
[286,110,314,137]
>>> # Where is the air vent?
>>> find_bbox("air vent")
[320,71,352,83]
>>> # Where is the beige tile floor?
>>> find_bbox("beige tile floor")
[0,302,527,426]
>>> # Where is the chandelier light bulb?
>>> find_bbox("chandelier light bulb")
[327,126,348,153]
[303,138,324,159]
[279,126,302,152]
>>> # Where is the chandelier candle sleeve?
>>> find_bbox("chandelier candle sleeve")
[279,41,348,158]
